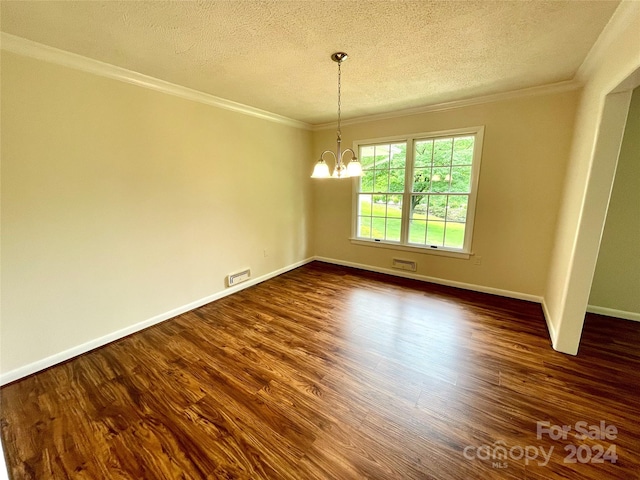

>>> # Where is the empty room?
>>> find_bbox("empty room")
[1,1,639,479]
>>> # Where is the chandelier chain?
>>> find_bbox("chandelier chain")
[337,61,342,139]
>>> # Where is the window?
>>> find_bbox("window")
[353,127,483,256]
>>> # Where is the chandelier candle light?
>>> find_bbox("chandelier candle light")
[311,52,362,179]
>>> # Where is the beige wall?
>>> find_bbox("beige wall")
[544,2,640,354]
[589,86,640,315]
[313,90,580,297]
[2,4,637,379]
[0,51,313,375]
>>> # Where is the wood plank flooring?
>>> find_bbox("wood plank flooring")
[2,261,639,479]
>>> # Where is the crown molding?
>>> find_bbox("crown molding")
[1,32,585,133]
[576,0,640,82]
[0,33,311,130]
[311,79,582,131]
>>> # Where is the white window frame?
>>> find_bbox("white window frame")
[350,126,484,259]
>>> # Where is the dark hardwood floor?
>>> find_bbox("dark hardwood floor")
[2,261,639,479]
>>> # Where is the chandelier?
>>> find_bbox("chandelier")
[311,52,362,179]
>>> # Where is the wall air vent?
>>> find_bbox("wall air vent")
[392,258,417,272]
[227,268,251,287]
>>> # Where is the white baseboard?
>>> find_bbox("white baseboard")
[2,256,558,386]
[313,256,543,303]
[586,304,640,322]
[0,257,314,386]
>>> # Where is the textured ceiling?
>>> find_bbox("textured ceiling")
[0,0,620,124]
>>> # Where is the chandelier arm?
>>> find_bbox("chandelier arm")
[320,150,338,163]
[341,148,358,161]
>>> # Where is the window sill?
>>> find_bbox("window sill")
[349,238,471,259]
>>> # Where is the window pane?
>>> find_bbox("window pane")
[450,166,472,193]
[386,218,401,242]
[372,194,386,205]
[453,136,474,165]
[412,168,430,192]
[371,216,386,239]
[446,196,468,222]
[410,194,428,218]
[372,195,387,216]
[358,194,372,216]
[427,195,447,220]
[430,167,451,193]
[415,140,433,167]
[426,221,445,246]
[358,216,372,238]
[389,169,405,192]
[374,144,390,168]
[360,170,374,193]
[409,219,427,244]
[390,143,406,168]
[374,169,389,192]
[387,197,403,218]
[360,145,375,169]
[391,194,404,204]
[444,222,465,249]
[433,138,453,166]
